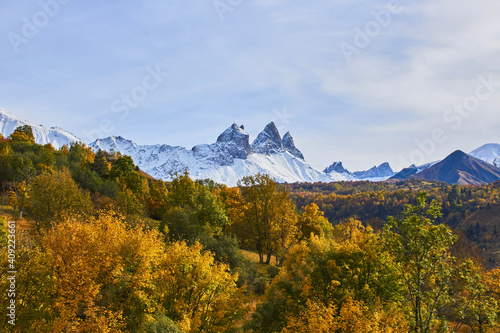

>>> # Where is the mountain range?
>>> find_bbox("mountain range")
[404,150,500,185]
[89,123,350,186]
[1,107,500,186]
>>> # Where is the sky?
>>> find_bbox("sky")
[1,0,500,172]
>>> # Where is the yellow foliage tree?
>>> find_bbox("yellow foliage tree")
[0,210,245,332]
[297,203,332,241]
[155,241,246,333]
[249,219,405,333]
[281,298,408,333]
[232,174,298,264]
[10,125,35,144]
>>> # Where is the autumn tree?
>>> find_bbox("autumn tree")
[249,220,405,333]
[108,155,149,216]
[0,210,246,332]
[7,180,29,215]
[449,259,499,332]
[296,202,332,241]
[10,125,35,144]
[280,298,408,333]
[232,174,297,264]
[146,180,169,220]
[155,241,246,332]
[27,169,93,230]
[0,226,54,332]
[0,211,165,332]
[68,141,95,169]
[383,192,457,333]
[162,171,229,240]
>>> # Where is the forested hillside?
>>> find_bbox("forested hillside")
[1,125,499,332]
[287,180,500,265]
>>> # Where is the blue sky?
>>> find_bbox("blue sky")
[1,0,500,172]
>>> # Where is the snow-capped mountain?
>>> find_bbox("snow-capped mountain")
[0,108,80,149]
[324,162,350,175]
[323,161,394,181]
[470,143,500,167]
[353,162,394,180]
[90,123,345,186]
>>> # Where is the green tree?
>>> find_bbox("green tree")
[118,188,146,216]
[146,180,169,220]
[68,142,95,170]
[109,155,135,180]
[162,172,229,241]
[11,156,36,183]
[91,150,111,177]
[383,192,457,333]
[0,140,12,186]
[27,169,93,231]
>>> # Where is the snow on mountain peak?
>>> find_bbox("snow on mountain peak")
[470,143,500,167]
[86,122,337,186]
[91,136,138,152]
[0,107,80,149]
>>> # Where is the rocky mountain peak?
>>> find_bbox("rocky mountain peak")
[324,161,350,174]
[252,122,285,155]
[282,132,304,159]
[215,123,253,159]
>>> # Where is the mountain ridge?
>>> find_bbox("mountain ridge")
[0,108,80,149]
[409,150,500,185]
